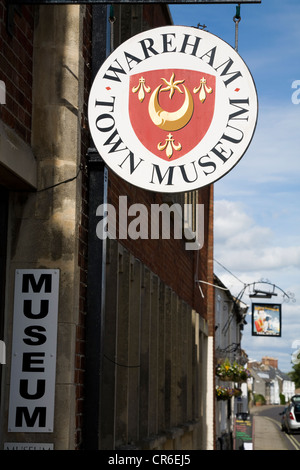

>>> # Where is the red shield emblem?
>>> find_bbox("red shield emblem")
[129,69,215,161]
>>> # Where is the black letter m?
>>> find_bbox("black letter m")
[15,407,46,428]
[22,274,52,293]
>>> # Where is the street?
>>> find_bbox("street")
[253,405,300,451]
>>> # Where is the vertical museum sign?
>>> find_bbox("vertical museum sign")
[8,269,59,433]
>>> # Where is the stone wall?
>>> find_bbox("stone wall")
[1,4,87,449]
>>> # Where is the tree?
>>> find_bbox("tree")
[289,362,300,389]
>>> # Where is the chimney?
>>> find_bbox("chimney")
[262,356,278,369]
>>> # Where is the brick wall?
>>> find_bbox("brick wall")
[143,4,173,29]
[107,174,214,321]
[0,2,34,144]
[101,238,206,449]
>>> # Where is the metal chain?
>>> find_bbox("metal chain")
[233,4,241,52]
[109,6,116,53]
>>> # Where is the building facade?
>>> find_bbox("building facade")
[248,358,296,405]
[214,275,249,450]
[0,3,215,450]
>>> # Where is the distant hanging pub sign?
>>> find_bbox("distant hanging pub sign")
[251,303,282,338]
[88,25,258,193]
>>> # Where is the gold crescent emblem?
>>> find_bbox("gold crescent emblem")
[148,75,194,132]
[131,73,213,159]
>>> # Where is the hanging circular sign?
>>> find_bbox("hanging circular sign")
[88,26,258,193]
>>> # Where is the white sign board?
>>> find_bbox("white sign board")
[4,442,54,450]
[8,270,59,433]
[88,26,258,193]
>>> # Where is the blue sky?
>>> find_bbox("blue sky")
[170,0,300,373]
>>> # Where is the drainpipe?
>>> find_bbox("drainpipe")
[82,4,109,450]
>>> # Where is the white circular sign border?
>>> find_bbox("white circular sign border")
[88,25,258,193]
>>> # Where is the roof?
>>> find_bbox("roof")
[214,274,249,319]
[250,365,293,383]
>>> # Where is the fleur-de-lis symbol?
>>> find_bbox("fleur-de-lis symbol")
[193,77,213,103]
[157,133,182,159]
[132,77,151,103]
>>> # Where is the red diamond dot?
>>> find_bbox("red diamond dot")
[235,88,240,92]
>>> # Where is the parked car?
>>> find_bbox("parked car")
[280,397,300,434]
[291,395,300,404]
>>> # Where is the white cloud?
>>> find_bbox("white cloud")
[215,201,272,248]
[225,104,300,189]
[214,200,300,272]
[214,200,253,240]
[218,246,300,272]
